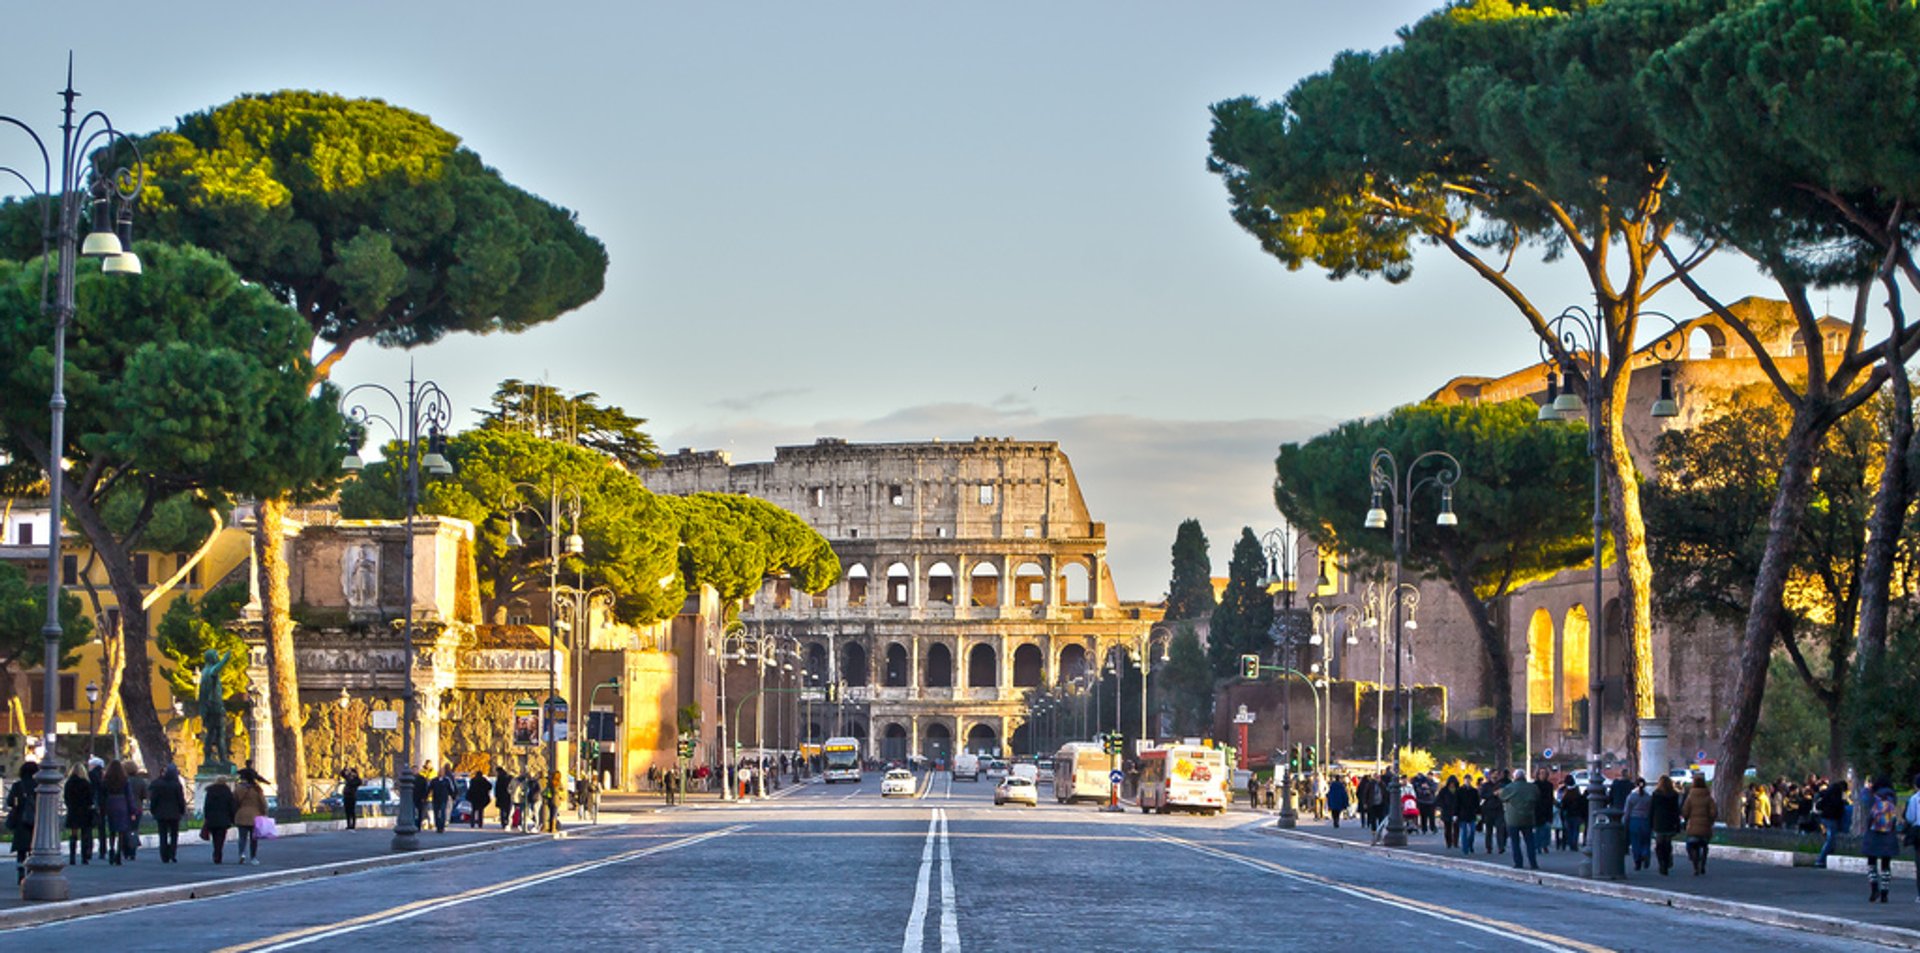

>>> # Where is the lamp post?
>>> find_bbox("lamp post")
[85,681,99,760]
[6,62,146,903]
[1359,581,1417,765]
[1536,303,1682,878]
[555,581,614,782]
[710,621,750,801]
[339,369,454,852]
[1267,614,1321,829]
[1133,626,1175,747]
[499,478,582,828]
[1311,603,1361,787]
[1364,447,1461,848]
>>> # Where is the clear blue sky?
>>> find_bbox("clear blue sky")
[1,2,1774,599]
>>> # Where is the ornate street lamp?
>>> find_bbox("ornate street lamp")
[3,61,145,903]
[339,370,453,851]
[1364,447,1461,848]
[1536,304,1682,878]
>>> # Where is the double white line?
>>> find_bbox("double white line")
[902,808,959,953]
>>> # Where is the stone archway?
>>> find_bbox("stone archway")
[883,642,909,687]
[881,722,909,762]
[967,642,997,688]
[923,722,954,766]
[924,642,953,688]
[965,722,1000,757]
[1059,643,1088,682]
[1012,643,1043,687]
[842,641,869,687]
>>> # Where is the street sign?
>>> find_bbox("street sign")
[1695,750,1707,762]
[1541,747,1554,759]
[371,710,399,730]
[799,690,825,702]
[1232,705,1256,725]
[545,697,570,743]
[1109,769,1124,785]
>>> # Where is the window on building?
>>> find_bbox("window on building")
[774,578,793,610]
[188,561,201,587]
[935,527,947,538]
[507,612,532,625]
[102,608,121,638]
[849,528,859,539]
[62,555,77,586]
[889,485,904,506]
[811,487,826,507]
[132,553,150,586]
[1023,527,1037,538]
[978,485,993,505]
[14,523,31,546]
[29,674,78,714]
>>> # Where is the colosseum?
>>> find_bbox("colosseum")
[642,437,1157,764]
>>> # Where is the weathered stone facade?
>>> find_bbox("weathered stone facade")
[644,438,1158,762]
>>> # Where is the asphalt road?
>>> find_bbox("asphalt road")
[2,770,1897,952]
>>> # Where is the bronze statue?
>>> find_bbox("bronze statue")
[198,648,235,773]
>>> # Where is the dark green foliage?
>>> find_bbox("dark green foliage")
[100,491,226,555]
[1756,653,1834,782]
[1207,529,1274,679]
[478,379,659,472]
[1847,618,1920,786]
[0,243,345,504]
[1274,400,1591,600]
[1156,623,1213,736]
[0,560,92,672]
[674,492,842,603]
[1639,0,1920,285]
[1164,519,1216,622]
[155,582,250,707]
[131,91,608,357]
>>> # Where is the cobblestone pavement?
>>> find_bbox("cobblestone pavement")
[0,770,1905,951]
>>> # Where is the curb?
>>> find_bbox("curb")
[1263,827,1920,950]
[0,832,550,931]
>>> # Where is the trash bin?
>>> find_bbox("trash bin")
[1593,806,1628,880]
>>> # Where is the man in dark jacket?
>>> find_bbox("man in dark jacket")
[1533,774,1556,856]
[1414,773,1438,834]
[1436,776,1460,848]
[429,770,455,832]
[339,767,362,829]
[465,772,493,829]
[7,761,38,885]
[1456,780,1482,855]
[495,767,514,828]
[147,766,188,863]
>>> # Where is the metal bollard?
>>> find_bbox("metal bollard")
[1593,806,1628,880]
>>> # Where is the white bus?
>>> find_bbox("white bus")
[1051,742,1112,804]
[822,737,862,784]
[1136,743,1228,815]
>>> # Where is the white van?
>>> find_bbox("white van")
[953,752,981,781]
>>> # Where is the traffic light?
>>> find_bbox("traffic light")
[826,683,839,703]
[1288,744,1301,773]
[1241,654,1260,680]
[1303,745,1316,772]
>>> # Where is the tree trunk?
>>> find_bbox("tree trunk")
[1713,413,1827,824]
[1854,361,1913,677]
[59,491,171,771]
[1448,574,1512,772]
[256,497,309,812]
[1601,391,1658,724]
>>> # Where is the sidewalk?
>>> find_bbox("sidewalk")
[1268,812,1920,941]
[0,816,535,921]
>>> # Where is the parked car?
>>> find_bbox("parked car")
[994,776,1038,807]
[320,783,400,816]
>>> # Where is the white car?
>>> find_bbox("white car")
[994,776,1038,807]
[881,769,917,798]
[986,759,1009,781]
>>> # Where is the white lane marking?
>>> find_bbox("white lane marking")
[902,811,939,953]
[1143,831,1592,953]
[240,826,744,952]
[937,809,959,952]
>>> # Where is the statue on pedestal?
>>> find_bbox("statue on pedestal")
[198,649,235,774]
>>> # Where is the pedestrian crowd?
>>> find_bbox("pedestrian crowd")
[4,756,264,883]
